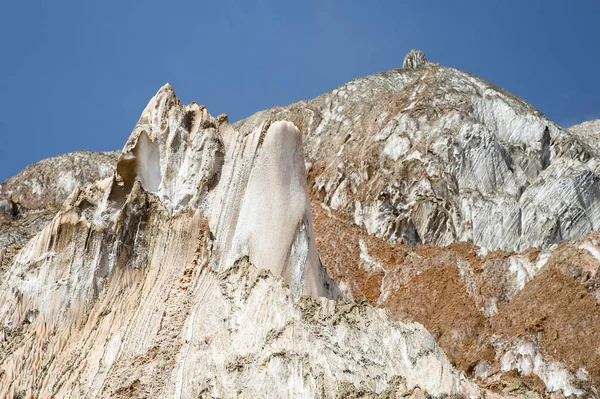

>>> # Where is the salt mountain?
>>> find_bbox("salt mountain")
[0,50,599,398]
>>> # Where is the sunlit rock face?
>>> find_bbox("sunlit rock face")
[0,86,479,398]
[208,119,336,297]
[237,51,600,251]
[116,85,225,212]
[112,84,338,298]
[402,49,429,68]
[570,118,600,150]
[0,151,119,250]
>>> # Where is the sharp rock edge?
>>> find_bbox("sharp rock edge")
[0,85,480,398]
[402,49,429,69]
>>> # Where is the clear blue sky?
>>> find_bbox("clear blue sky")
[1,1,599,182]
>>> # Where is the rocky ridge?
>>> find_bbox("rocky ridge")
[570,119,600,151]
[236,59,600,252]
[0,85,476,397]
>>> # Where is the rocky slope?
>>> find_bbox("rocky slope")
[0,85,477,398]
[0,151,118,273]
[237,56,600,252]
[313,199,600,397]
[234,52,600,396]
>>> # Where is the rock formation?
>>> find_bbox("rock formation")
[570,119,600,151]
[2,50,600,397]
[0,86,476,398]
[313,198,600,397]
[236,51,600,252]
[0,151,118,275]
[402,49,429,68]
[0,151,119,213]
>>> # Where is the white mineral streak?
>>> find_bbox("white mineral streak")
[0,85,479,398]
[494,337,588,397]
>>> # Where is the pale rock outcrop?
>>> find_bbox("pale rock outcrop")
[116,85,224,213]
[0,86,477,397]
[112,84,337,298]
[208,119,336,297]
[402,49,429,68]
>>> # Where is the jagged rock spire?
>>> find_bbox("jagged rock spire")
[402,49,429,68]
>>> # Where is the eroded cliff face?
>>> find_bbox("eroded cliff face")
[313,198,600,398]
[0,86,477,398]
[236,60,600,252]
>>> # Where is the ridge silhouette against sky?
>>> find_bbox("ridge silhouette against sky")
[0,0,598,182]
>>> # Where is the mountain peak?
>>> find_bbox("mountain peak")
[402,49,429,68]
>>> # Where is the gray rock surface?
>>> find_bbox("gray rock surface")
[236,52,600,251]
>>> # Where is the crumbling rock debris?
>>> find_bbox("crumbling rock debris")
[402,49,429,68]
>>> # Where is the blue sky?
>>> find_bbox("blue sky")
[1,1,599,182]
